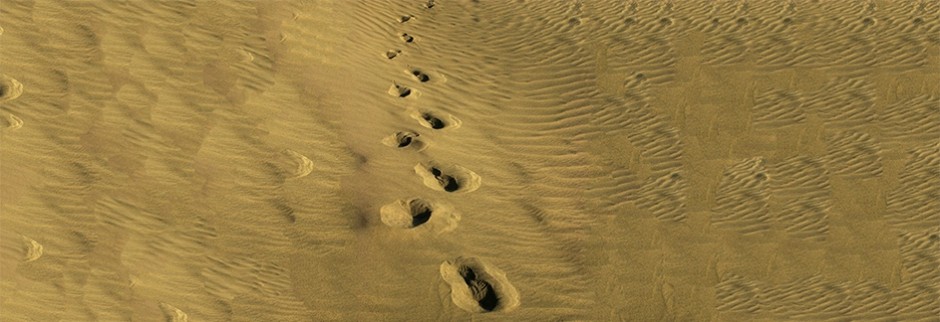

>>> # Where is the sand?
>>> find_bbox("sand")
[1,0,938,321]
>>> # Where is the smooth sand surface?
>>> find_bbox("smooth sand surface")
[1,0,938,321]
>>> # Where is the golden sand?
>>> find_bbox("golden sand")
[1,0,938,320]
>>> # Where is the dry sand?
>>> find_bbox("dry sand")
[1,0,938,321]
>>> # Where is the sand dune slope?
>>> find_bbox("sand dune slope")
[2,0,938,321]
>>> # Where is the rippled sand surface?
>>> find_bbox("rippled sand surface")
[2,1,938,321]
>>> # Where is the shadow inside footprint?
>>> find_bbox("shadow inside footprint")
[430,167,460,192]
[459,266,500,312]
[400,15,412,23]
[386,50,401,59]
[390,84,412,98]
[402,33,415,43]
[409,199,433,227]
[422,113,446,129]
[383,131,427,151]
[397,132,415,147]
[412,69,430,82]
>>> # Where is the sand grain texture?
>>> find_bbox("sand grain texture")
[1,0,938,321]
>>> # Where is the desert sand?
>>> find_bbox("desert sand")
[1,0,938,321]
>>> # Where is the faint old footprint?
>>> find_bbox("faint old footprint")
[0,74,24,103]
[2,112,23,129]
[380,198,459,233]
[415,161,481,193]
[159,303,189,322]
[412,110,461,130]
[282,149,314,179]
[22,236,43,262]
[440,257,520,313]
[382,131,428,151]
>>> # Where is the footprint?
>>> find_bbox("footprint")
[440,257,520,313]
[386,49,402,59]
[0,74,24,103]
[380,198,459,233]
[159,303,189,322]
[22,236,43,262]
[382,131,428,151]
[414,162,481,193]
[411,69,430,82]
[425,0,435,9]
[2,112,23,129]
[423,114,444,129]
[282,149,314,179]
[399,15,412,23]
[412,111,461,130]
[389,83,413,98]
[401,33,415,43]
[432,167,460,191]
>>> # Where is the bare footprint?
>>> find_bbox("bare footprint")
[389,83,413,98]
[22,236,43,262]
[440,257,520,313]
[2,112,23,130]
[0,74,24,103]
[401,33,415,43]
[281,149,314,179]
[380,198,459,233]
[399,15,412,23]
[415,162,481,193]
[412,110,461,130]
[382,131,428,151]
[411,69,430,82]
[423,114,445,129]
[386,49,402,59]
[159,303,189,322]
